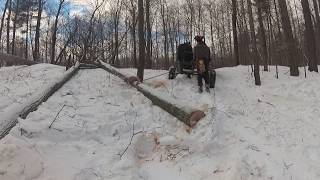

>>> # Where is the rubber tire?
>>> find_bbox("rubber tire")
[209,70,216,88]
[169,67,177,80]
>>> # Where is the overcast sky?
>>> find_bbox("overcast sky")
[70,0,88,6]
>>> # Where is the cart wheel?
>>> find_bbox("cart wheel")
[169,67,177,80]
[209,70,216,88]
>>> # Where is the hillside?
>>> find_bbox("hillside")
[0,65,320,179]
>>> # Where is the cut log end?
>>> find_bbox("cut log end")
[98,61,207,127]
[125,76,141,86]
[190,110,206,127]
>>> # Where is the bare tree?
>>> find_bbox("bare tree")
[301,0,318,72]
[278,0,299,76]
[33,0,44,62]
[145,0,152,69]
[256,0,268,71]
[0,0,9,51]
[248,0,261,85]
[11,0,20,55]
[137,0,145,80]
[129,0,138,67]
[6,0,12,54]
[232,0,239,66]
[50,0,65,64]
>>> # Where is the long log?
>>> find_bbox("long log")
[0,62,80,139]
[79,63,99,69]
[97,61,205,127]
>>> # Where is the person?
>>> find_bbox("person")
[193,35,211,93]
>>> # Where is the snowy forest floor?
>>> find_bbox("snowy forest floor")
[1,65,320,180]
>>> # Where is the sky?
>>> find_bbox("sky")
[71,0,88,6]
[0,0,5,10]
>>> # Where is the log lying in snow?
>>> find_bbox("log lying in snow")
[0,62,80,139]
[97,61,205,127]
[79,63,99,69]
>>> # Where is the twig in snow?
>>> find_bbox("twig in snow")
[49,105,66,129]
[104,102,120,107]
[52,127,63,132]
[247,144,260,152]
[258,99,275,107]
[283,161,294,170]
[118,123,143,159]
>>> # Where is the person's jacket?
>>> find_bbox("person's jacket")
[193,42,211,64]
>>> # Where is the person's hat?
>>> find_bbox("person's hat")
[194,35,204,42]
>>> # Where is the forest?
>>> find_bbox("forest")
[2,1,320,179]
[1,0,320,84]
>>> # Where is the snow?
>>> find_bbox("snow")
[0,64,65,136]
[0,64,64,112]
[0,63,77,136]
[1,65,320,179]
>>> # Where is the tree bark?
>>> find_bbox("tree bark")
[137,0,145,80]
[256,0,269,71]
[6,0,12,54]
[129,0,137,68]
[301,0,318,72]
[25,7,30,59]
[161,3,169,68]
[0,0,9,50]
[33,0,43,62]
[278,0,299,76]
[247,0,261,85]
[11,0,20,55]
[232,0,240,66]
[146,0,152,69]
[312,0,320,64]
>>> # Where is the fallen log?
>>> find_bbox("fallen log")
[79,63,99,69]
[0,62,80,139]
[97,61,205,127]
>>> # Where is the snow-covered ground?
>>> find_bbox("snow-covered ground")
[0,64,64,112]
[1,65,320,180]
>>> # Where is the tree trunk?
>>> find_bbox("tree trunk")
[257,0,268,71]
[115,20,119,66]
[6,0,12,54]
[301,0,318,72]
[232,0,239,66]
[0,0,9,50]
[146,0,152,69]
[33,0,43,62]
[137,0,145,80]
[25,8,30,59]
[161,4,169,68]
[278,0,299,76]
[130,0,137,68]
[247,0,261,85]
[273,0,282,39]
[11,0,20,55]
[312,0,320,64]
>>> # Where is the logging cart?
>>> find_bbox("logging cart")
[168,42,216,88]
